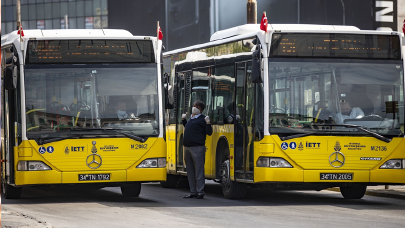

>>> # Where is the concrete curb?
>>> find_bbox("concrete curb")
[328,187,405,200]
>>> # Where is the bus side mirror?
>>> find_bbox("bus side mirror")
[251,48,263,83]
[5,65,18,90]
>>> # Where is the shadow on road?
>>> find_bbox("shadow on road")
[2,181,402,211]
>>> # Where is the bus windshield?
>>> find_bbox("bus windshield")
[268,59,404,138]
[25,64,159,142]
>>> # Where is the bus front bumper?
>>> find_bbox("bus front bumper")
[254,167,405,184]
[14,167,167,186]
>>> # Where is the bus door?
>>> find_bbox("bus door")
[1,47,20,186]
[175,71,192,171]
[234,62,254,180]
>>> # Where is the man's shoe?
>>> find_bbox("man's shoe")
[183,194,197,198]
[196,194,204,199]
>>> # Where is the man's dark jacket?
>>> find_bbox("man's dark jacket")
[182,115,213,147]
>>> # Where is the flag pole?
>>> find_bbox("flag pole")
[156,21,159,52]
[264,11,269,43]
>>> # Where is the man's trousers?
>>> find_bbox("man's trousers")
[184,146,205,195]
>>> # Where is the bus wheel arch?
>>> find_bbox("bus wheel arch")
[216,137,247,199]
[215,137,229,179]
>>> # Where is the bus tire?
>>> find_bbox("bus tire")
[121,182,141,197]
[340,186,367,199]
[221,159,246,199]
[160,174,180,188]
[2,182,22,199]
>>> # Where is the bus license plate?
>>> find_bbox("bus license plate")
[78,174,110,181]
[320,173,353,180]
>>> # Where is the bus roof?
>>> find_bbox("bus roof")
[210,24,363,41]
[1,29,155,45]
[164,24,400,56]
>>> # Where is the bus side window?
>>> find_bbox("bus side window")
[213,64,235,124]
[192,67,212,118]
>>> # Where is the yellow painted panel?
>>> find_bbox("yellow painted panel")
[205,135,213,176]
[259,143,274,153]
[127,167,167,182]
[166,125,177,173]
[370,169,405,183]
[23,138,159,172]
[18,147,33,157]
[14,137,167,185]
[304,170,369,182]
[127,137,167,169]
[15,170,62,185]
[261,135,403,170]
[62,170,126,183]
[211,125,234,179]
[254,167,303,182]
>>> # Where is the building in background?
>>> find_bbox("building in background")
[1,0,403,51]
[1,0,108,33]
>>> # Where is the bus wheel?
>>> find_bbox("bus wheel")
[2,181,22,199]
[340,186,367,199]
[121,182,141,197]
[220,160,246,199]
[160,174,180,188]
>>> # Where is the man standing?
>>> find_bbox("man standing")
[182,100,212,199]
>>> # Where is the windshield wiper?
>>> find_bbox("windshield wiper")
[70,128,146,143]
[39,134,83,145]
[313,124,391,143]
[280,132,318,141]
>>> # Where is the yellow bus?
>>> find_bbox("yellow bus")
[1,29,167,199]
[162,24,405,199]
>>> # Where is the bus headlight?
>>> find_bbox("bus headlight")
[137,158,166,168]
[17,161,52,171]
[379,159,405,169]
[257,157,293,168]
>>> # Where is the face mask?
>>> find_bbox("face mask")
[192,107,200,115]
[117,110,126,116]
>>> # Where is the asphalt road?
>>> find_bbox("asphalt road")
[2,181,405,228]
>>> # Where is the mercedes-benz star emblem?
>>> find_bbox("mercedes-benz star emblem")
[86,153,102,169]
[329,152,345,168]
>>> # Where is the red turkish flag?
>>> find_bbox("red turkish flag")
[158,25,163,40]
[260,12,268,32]
[17,25,24,37]
[402,19,405,34]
